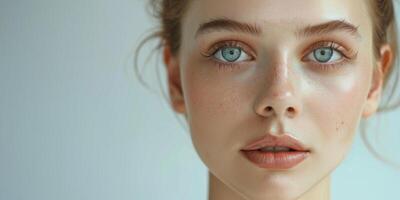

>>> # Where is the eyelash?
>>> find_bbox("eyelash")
[201,40,358,72]
[302,41,358,71]
[201,40,255,71]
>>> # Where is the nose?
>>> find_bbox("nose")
[253,61,302,119]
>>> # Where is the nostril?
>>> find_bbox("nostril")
[266,106,273,112]
[286,107,298,118]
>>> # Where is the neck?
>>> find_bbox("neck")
[207,171,330,200]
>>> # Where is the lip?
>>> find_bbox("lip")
[240,134,311,170]
[240,134,310,152]
[241,150,310,170]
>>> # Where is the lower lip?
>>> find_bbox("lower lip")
[241,150,310,170]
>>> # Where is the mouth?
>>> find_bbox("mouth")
[240,149,310,170]
[251,146,305,152]
[240,134,310,152]
[240,134,311,170]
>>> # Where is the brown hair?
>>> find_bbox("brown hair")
[134,0,400,168]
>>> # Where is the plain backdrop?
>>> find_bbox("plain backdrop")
[1,0,399,200]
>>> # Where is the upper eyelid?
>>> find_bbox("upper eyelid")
[206,40,256,58]
[301,40,356,58]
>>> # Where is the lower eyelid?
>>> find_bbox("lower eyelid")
[308,57,353,71]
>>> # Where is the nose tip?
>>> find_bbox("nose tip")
[254,86,301,119]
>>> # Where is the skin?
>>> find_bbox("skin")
[163,0,393,200]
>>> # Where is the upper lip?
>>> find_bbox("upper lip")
[241,133,310,152]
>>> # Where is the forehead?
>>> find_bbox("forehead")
[182,0,372,38]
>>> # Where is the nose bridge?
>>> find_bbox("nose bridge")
[254,52,301,119]
[268,59,290,93]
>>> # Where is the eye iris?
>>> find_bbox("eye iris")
[221,47,241,62]
[313,47,333,63]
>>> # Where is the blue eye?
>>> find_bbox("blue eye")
[313,47,333,62]
[213,46,252,63]
[308,47,342,63]
[221,47,241,62]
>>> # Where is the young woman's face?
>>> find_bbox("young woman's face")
[166,0,386,199]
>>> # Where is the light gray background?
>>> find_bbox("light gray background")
[1,1,399,200]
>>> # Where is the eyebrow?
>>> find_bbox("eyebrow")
[195,18,262,37]
[195,18,361,39]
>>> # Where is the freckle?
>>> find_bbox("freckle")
[336,121,342,132]
[336,120,345,135]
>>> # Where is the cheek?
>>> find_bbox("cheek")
[184,70,240,124]
[181,59,254,167]
[306,68,370,154]
[181,52,252,126]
